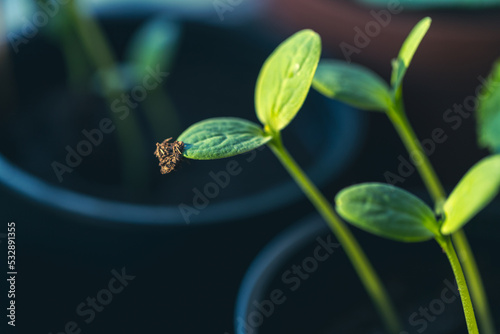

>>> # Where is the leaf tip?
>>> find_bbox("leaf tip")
[422,16,432,25]
[298,28,319,37]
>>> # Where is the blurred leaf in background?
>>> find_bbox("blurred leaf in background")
[477,60,500,154]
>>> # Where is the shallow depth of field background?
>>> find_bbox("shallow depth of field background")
[0,0,499,333]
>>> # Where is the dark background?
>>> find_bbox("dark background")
[1,1,499,333]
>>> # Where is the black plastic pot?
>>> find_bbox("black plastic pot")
[0,99,363,226]
[0,20,366,226]
[5,0,265,27]
[234,209,500,334]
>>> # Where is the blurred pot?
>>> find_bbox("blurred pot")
[234,210,500,333]
[264,0,500,95]
[0,21,366,226]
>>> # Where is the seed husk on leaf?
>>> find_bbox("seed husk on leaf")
[154,137,184,174]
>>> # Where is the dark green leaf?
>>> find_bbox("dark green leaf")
[336,183,439,242]
[177,118,271,160]
[312,60,391,111]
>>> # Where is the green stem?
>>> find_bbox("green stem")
[386,107,446,207]
[387,104,495,334]
[66,0,148,190]
[436,236,479,334]
[268,134,401,334]
[453,230,495,334]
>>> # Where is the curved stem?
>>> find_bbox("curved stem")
[268,134,401,334]
[386,105,495,334]
[436,236,479,334]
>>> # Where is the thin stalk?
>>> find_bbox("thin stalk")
[268,134,401,334]
[386,104,495,334]
[453,230,495,334]
[436,236,479,334]
[386,107,446,207]
[66,0,147,190]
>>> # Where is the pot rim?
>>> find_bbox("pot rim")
[0,98,365,225]
[234,214,327,334]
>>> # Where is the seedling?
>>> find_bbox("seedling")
[40,0,181,189]
[156,30,401,333]
[335,158,500,334]
[313,17,500,333]
[62,0,146,189]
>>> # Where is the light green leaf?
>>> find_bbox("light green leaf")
[177,118,271,160]
[441,154,500,234]
[255,29,321,132]
[477,59,500,153]
[391,17,431,90]
[336,183,439,242]
[312,60,391,111]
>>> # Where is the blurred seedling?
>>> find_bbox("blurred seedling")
[38,0,181,189]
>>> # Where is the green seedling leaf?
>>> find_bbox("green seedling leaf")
[255,29,321,132]
[391,17,431,91]
[477,59,500,153]
[336,183,439,242]
[126,18,181,78]
[441,154,500,234]
[312,59,392,111]
[177,118,271,160]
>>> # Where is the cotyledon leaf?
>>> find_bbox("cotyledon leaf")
[336,183,439,242]
[177,117,271,160]
[391,17,431,91]
[312,59,392,111]
[255,29,321,132]
[441,154,500,235]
